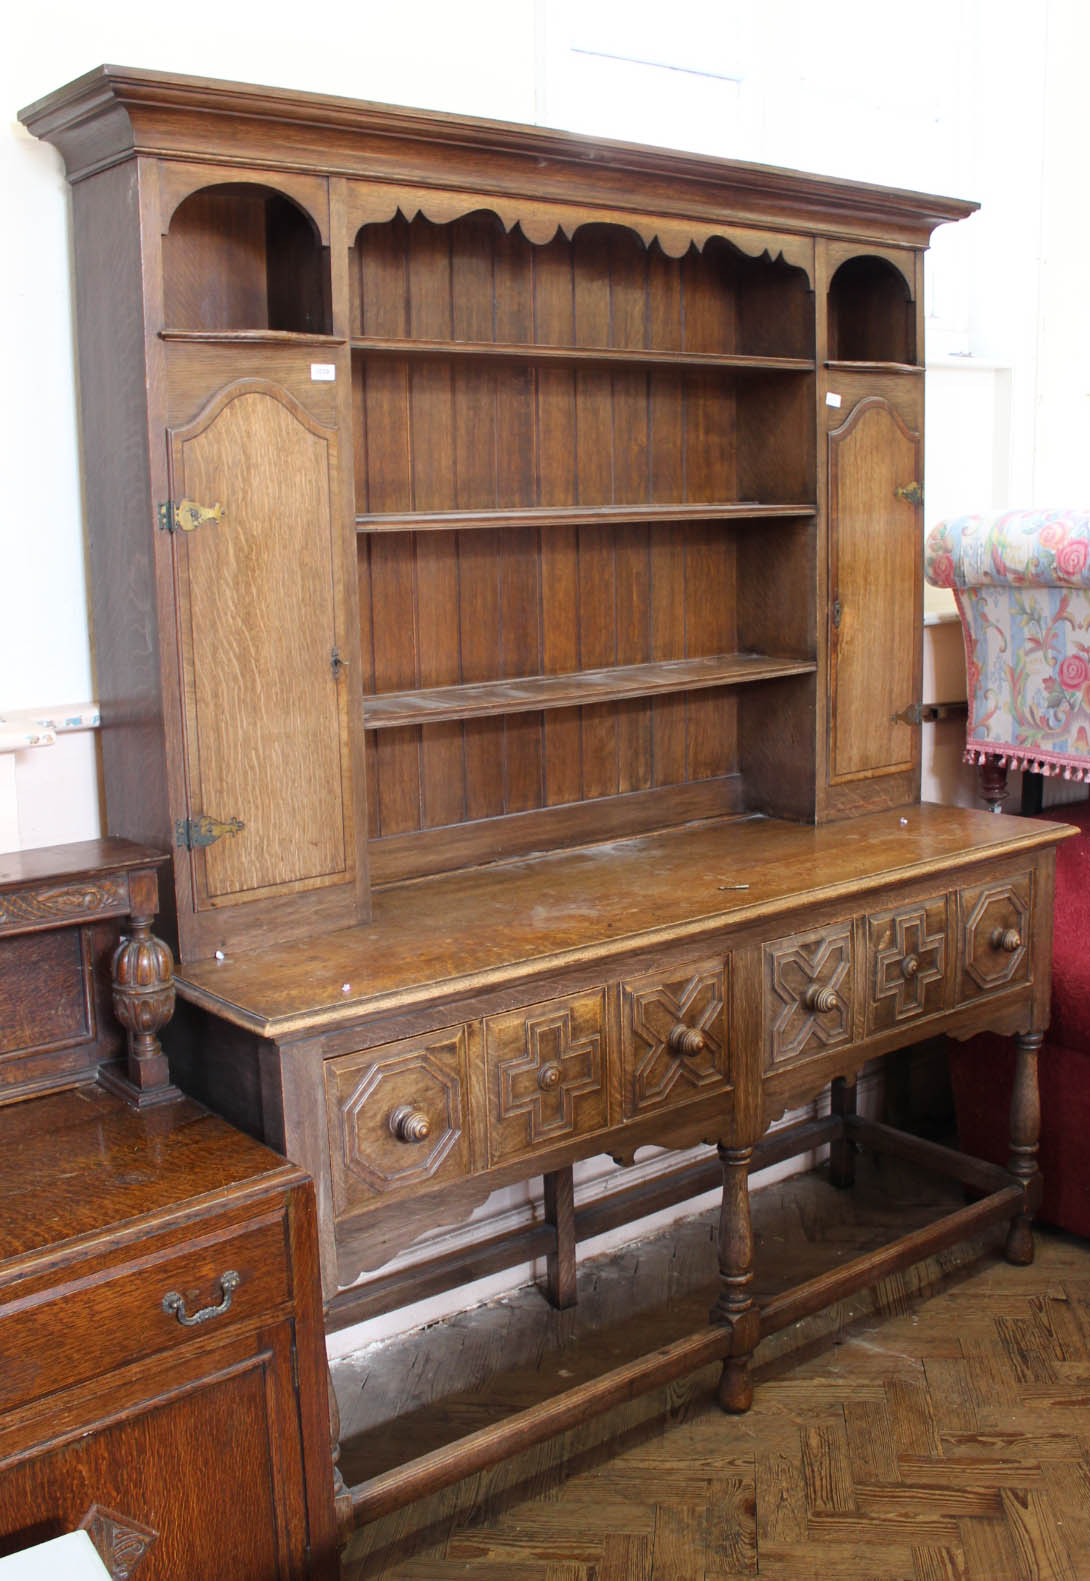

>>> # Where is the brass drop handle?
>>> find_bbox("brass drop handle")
[895,481,923,506]
[804,985,840,1014]
[667,1024,708,1058]
[990,927,1022,953]
[537,1063,562,1091]
[388,1104,431,1143]
[162,1270,240,1327]
[901,954,919,980]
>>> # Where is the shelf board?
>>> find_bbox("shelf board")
[363,652,817,730]
[356,501,816,535]
[160,329,347,346]
[824,359,923,375]
[352,335,814,374]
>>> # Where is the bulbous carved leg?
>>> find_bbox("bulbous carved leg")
[711,1143,759,1413]
[101,911,181,1108]
[1005,1029,1043,1265]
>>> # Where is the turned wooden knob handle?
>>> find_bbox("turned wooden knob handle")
[388,1104,431,1143]
[667,1024,708,1058]
[804,985,840,1014]
[901,954,919,980]
[537,1063,562,1091]
[990,927,1022,953]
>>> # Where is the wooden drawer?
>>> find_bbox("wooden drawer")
[483,991,607,1166]
[865,895,949,1036]
[325,1028,470,1214]
[762,920,853,1072]
[0,1212,289,1414]
[619,960,730,1118]
[956,873,1033,1002]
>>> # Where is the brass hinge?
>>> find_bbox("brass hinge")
[331,647,347,679]
[891,700,969,728]
[831,598,842,630]
[175,814,246,850]
[158,498,226,534]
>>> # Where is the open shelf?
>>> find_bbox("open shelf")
[825,359,922,376]
[827,256,916,365]
[351,337,814,374]
[356,502,816,535]
[363,652,817,730]
[161,329,345,347]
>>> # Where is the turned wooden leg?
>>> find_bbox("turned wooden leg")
[711,1143,758,1413]
[100,876,181,1108]
[979,755,1009,813]
[829,1074,857,1190]
[1005,1029,1043,1265]
[543,1165,577,1309]
[328,1369,354,1548]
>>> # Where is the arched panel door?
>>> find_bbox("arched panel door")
[168,379,352,911]
[827,393,922,786]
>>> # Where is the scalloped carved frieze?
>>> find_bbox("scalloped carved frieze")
[621,962,729,1118]
[485,991,606,1165]
[0,875,126,935]
[764,924,853,1070]
[958,874,1032,1000]
[346,180,813,274]
[867,898,948,1035]
[328,1030,468,1209]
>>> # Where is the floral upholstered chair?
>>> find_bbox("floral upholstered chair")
[925,508,1090,806]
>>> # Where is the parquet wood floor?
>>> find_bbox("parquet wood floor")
[336,1154,1090,1578]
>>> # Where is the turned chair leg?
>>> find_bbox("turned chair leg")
[1005,1029,1043,1265]
[711,1143,759,1413]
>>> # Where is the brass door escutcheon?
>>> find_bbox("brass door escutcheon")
[160,498,226,533]
[894,481,923,506]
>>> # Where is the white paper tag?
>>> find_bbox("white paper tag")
[825,391,842,408]
[311,363,336,382]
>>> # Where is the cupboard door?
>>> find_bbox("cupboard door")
[827,393,922,785]
[168,380,352,911]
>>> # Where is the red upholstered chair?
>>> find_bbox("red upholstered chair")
[925,508,1090,1238]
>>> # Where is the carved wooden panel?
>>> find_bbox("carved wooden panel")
[957,873,1033,1002]
[0,875,126,935]
[484,992,606,1166]
[866,896,948,1036]
[169,379,352,911]
[0,927,93,1060]
[763,923,853,1070]
[326,1029,469,1213]
[620,960,730,1118]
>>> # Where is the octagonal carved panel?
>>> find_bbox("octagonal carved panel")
[958,873,1032,1002]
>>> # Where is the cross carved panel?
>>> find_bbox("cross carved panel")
[485,991,606,1166]
[764,924,853,1070]
[867,898,948,1035]
[621,962,729,1118]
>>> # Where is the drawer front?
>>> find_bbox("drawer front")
[620,960,730,1119]
[957,873,1033,1002]
[0,1213,289,1413]
[763,921,853,1072]
[865,895,949,1036]
[326,1028,470,1214]
[484,991,607,1166]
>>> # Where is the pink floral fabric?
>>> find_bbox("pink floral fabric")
[925,509,1090,779]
